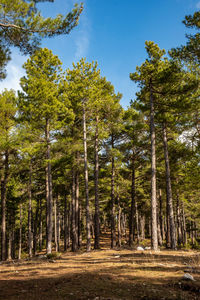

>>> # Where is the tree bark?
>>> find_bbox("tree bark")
[39,199,43,251]
[1,150,9,261]
[149,79,158,251]
[71,168,78,252]
[57,204,61,252]
[111,134,116,248]
[162,122,176,249]
[33,200,39,255]
[64,192,68,251]
[45,118,53,254]
[129,151,136,246]
[135,202,139,244]
[117,191,121,247]
[54,198,58,252]
[18,204,22,259]
[159,189,164,240]
[94,115,100,249]
[28,160,33,258]
[75,161,79,249]
[83,102,91,251]
[139,214,145,241]
[176,193,182,245]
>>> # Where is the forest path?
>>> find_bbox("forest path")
[0,236,200,299]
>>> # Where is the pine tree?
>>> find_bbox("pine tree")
[18,48,73,254]
[0,0,83,78]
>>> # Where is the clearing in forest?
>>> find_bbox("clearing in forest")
[0,236,200,300]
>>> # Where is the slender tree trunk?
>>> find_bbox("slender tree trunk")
[78,201,82,248]
[111,134,116,248]
[39,199,43,251]
[149,79,158,251]
[75,161,79,249]
[162,122,176,250]
[159,189,164,240]
[71,168,78,252]
[1,150,9,261]
[140,215,145,241]
[64,192,68,251]
[182,204,187,246]
[129,151,136,246]
[83,102,91,251]
[191,219,195,246]
[176,193,182,245]
[11,210,16,259]
[117,191,121,247]
[45,118,53,254]
[54,198,58,252]
[135,202,139,244]
[57,205,61,252]
[157,210,162,246]
[94,115,100,249]
[28,160,33,258]
[8,229,12,260]
[33,200,39,255]
[18,204,22,259]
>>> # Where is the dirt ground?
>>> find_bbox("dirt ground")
[0,236,200,299]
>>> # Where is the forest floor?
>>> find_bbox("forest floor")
[0,234,200,300]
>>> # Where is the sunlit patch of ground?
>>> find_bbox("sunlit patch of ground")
[0,237,200,299]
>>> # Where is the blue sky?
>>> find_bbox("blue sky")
[0,0,199,107]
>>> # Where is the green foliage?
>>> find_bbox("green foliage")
[0,0,83,78]
[19,47,74,129]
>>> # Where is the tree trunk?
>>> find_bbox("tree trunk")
[33,200,39,255]
[8,229,12,260]
[94,115,100,249]
[117,191,121,247]
[176,193,182,245]
[71,168,78,252]
[157,210,162,246]
[75,161,79,249]
[64,192,68,251]
[54,198,58,252]
[139,214,145,241]
[111,134,116,248]
[1,150,9,261]
[182,204,187,246]
[78,201,82,248]
[159,189,165,240]
[28,160,33,258]
[135,202,139,244]
[150,79,158,251]
[18,204,22,259]
[45,118,53,254]
[57,205,61,252]
[129,151,136,246]
[83,102,91,251]
[39,199,43,251]
[162,122,176,250]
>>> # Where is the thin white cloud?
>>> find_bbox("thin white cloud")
[0,53,26,93]
[196,1,200,8]
[74,1,90,60]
